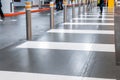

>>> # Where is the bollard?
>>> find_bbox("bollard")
[93,0,94,8]
[64,0,67,22]
[50,2,54,29]
[106,0,108,7]
[86,0,88,12]
[90,0,92,10]
[83,0,85,14]
[92,0,94,10]
[25,2,32,40]
[78,0,81,15]
[92,0,93,7]
[72,0,75,18]
[39,0,42,9]
[88,0,91,11]
[83,0,86,14]
[90,0,92,11]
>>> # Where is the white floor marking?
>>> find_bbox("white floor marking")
[0,19,16,22]
[47,29,114,34]
[64,23,114,26]
[79,15,114,17]
[70,15,114,18]
[17,41,115,52]
[95,7,114,9]
[11,19,17,21]
[73,18,114,21]
[0,71,116,80]
[87,13,114,15]
[0,19,3,21]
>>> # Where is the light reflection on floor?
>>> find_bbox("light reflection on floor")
[0,71,116,80]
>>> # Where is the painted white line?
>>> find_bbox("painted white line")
[87,13,114,15]
[79,15,114,17]
[88,13,114,15]
[0,19,3,21]
[73,18,114,21]
[95,7,114,9]
[17,41,115,52]
[0,71,116,80]
[104,7,114,8]
[47,29,114,34]
[64,23,114,26]
[70,15,114,18]
[11,19,17,21]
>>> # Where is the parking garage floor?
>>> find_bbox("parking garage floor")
[0,6,120,80]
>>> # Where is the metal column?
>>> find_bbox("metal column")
[64,0,68,22]
[72,0,76,18]
[78,0,81,15]
[83,0,86,14]
[50,2,54,29]
[25,2,32,40]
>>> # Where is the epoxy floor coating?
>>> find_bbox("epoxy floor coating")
[0,6,120,80]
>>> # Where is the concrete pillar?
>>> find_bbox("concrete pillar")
[1,0,12,13]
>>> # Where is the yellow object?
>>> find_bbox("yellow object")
[63,0,67,5]
[25,2,31,5]
[25,5,31,9]
[63,1,67,5]
[97,0,100,5]
[108,8,114,13]
[25,2,31,9]
[71,0,75,2]
[50,3,54,7]
[83,0,86,3]
[108,0,114,7]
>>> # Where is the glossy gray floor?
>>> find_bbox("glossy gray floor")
[0,6,119,80]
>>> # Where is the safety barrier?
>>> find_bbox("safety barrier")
[6,0,97,41]
[4,8,50,17]
[4,3,82,17]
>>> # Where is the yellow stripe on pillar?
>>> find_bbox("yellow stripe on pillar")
[108,0,114,13]
[108,0,114,8]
